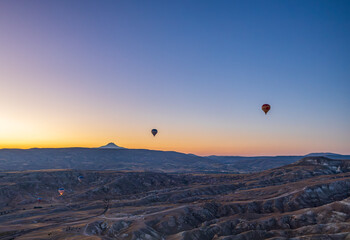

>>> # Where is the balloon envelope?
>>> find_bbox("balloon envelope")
[262,104,271,114]
[151,129,158,136]
[58,188,65,196]
[78,176,84,182]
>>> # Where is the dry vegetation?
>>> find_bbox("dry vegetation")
[1,157,350,239]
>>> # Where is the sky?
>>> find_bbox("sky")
[0,0,349,156]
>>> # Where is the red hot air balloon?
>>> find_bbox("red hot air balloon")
[262,104,271,115]
[58,188,65,196]
[151,129,158,137]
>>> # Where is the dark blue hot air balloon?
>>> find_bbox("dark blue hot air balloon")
[151,129,158,137]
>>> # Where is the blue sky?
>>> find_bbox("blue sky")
[0,0,349,155]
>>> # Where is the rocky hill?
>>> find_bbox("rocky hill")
[1,156,350,239]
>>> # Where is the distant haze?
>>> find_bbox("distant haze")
[0,1,349,155]
[0,146,348,172]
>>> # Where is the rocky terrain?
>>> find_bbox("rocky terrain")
[1,156,350,239]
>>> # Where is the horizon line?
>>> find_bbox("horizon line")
[0,146,347,158]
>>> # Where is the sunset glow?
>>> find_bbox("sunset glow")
[0,1,349,156]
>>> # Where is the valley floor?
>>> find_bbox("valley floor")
[1,157,350,239]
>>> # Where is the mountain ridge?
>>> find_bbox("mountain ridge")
[0,146,348,173]
[99,142,124,149]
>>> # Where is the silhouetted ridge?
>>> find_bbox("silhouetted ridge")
[99,142,124,149]
[305,152,341,157]
[0,148,348,173]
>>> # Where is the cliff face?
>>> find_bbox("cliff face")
[0,157,350,239]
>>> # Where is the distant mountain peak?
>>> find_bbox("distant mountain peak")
[305,152,339,157]
[99,142,124,149]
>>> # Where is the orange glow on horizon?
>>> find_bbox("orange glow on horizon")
[0,1,349,158]
[0,111,348,156]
